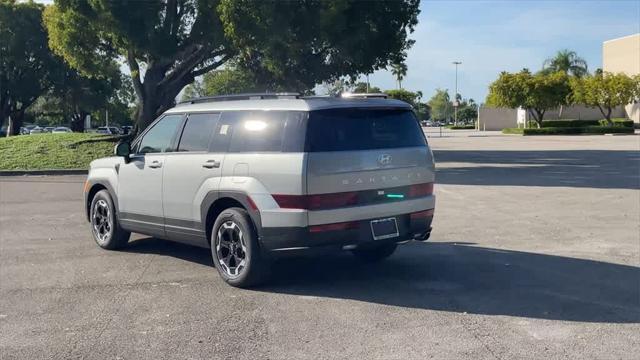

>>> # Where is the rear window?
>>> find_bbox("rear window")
[306,108,426,152]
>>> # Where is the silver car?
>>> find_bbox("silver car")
[84,93,436,287]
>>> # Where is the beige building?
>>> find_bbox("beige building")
[603,33,640,122]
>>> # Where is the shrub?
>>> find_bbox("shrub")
[449,125,475,130]
[502,126,634,135]
[597,118,634,127]
[541,119,599,127]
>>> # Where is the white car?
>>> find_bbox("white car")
[83,93,436,287]
[95,127,121,135]
[29,127,45,134]
[52,127,72,133]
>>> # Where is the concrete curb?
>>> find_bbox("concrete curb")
[0,169,88,176]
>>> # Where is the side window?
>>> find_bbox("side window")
[177,113,219,152]
[226,111,305,152]
[137,115,183,154]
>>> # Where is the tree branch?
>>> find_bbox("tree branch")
[191,54,230,77]
[126,49,144,100]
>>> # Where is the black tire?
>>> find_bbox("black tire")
[352,243,398,262]
[210,207,268,287]
[89,190,130,250]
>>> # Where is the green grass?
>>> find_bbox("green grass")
[0,133,117,170]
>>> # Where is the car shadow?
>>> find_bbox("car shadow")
[433,150,640,189]
[122,238,640,324]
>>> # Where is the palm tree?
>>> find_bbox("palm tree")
[543,49,588,77]
[543,50,588,118]
[390,62,408,89]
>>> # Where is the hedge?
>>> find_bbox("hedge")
[598,118,634,128]
[449,125,475,130]
[502,126,634,135]
[541,119,599,127]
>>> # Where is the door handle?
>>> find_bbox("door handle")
[148,160,162,169]
[202,159,220,169]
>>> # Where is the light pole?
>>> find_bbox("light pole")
[452,61,461,125]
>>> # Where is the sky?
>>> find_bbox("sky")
[365,0,640,103]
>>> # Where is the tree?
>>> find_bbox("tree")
[487,70,571,128]
[543,49,588,78]
[427,89,451,121]
[542,49,588,117]
[390,61,408,89]
[570,72,639,125]
[45,0,420,131]
[352,82,381,94]
[0,0,57,135]
[386,89,419,106]
[456,98,478,124]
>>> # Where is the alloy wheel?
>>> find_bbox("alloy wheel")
[92,199,112,244]
[215,221,248,278]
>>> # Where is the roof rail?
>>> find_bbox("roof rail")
[178,92,301,105]
[340,92,388,99]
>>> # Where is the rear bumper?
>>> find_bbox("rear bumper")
[259,210,433,254]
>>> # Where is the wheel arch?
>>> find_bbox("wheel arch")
[85,180,118,221]
[201,191,262,246]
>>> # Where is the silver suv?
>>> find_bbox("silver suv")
[84,93,436,287]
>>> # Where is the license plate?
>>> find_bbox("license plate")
[370,217,399,240]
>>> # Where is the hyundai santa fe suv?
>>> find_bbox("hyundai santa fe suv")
[84,93,436,287]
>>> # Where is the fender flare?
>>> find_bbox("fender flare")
[200,190,263,240]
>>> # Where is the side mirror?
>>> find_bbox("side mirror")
[114,141,131,163]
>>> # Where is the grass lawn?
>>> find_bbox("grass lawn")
[0,133,116,170]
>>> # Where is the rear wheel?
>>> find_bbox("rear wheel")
[352,243,397,262]
[90,190,130,250]
[211,207,267,287]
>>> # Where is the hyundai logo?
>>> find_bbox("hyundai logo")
[378,154,392,166]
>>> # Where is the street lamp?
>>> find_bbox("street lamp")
[452,61,462,125]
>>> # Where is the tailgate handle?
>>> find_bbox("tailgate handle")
[202,159,220,169]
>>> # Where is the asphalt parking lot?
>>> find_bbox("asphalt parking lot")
[1,134,639,359]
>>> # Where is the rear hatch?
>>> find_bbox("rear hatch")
[305,107,435,199]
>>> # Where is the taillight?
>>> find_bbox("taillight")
[273,192,358,210]
[410,209,434,220]
[309,221,359,233]
[408,183,434,197]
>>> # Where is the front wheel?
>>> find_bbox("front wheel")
[352,243,398,262]
[90,190,130,250]
[211,207,268,287]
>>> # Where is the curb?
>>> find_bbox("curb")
[0,169,88,176]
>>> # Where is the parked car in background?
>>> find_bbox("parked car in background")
[43,127,56,133]
[29,127,45,134]
[52,127,72,133]
[95,126,121,135]
[21,125,37,135]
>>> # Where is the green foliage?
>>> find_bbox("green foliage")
[570,72,639,123]
[385,89,420,106]
[390,61,408,89]
[487,70,571,127]
[0,0,58,134]
[0,133,114,170]
[45,0,420,130]
[427,89,451,121]
[542,49,588,77]
[541,119,599,127]
[502,126,634,135]
[598,118,634,127]
[352,82,381,94]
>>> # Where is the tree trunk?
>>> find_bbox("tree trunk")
[135,68,190,132]
[558,104,564,119]
[596,105,613,126]
[70,111,88,132]
[8,109,25,136]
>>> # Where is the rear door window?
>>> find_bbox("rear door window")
[306,108,426,152]
[177,113,220,152]
[225,110,306,152]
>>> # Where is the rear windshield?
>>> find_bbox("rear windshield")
[306,108,426,152]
